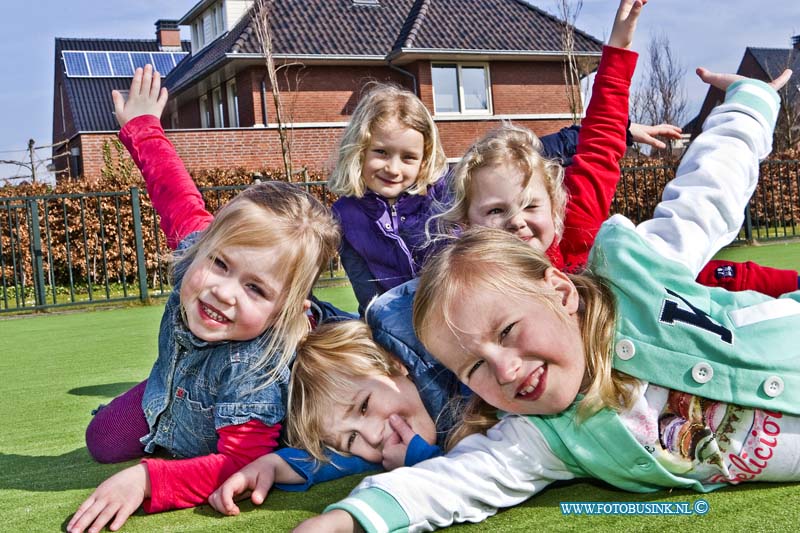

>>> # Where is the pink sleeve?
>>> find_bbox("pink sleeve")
[141,420,281,513]
[118,115,214,249]
[558,45,638,272]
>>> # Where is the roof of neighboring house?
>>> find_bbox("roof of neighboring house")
[166,0,603,94]
[55,38,191,133]
[685,45,800,135]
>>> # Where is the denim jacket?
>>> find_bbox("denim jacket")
[140,233,290,458]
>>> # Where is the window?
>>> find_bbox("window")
[192,20,205,50]
[170,111,179,129]
[211,6,219,36]
[227,79,239,127]
[431,63,491,114]
[199,95,210,128]
[212,87,224,127]
[215,3,225,34]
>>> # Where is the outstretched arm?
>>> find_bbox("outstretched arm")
[115,65,212,248]
[633,68,788,273]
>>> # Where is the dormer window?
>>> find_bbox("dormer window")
[190,1,225,53]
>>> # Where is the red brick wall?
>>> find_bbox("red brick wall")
[73,60,577,181]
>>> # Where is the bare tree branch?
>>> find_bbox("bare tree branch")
[252,0,293,178]
[557,0,585,125]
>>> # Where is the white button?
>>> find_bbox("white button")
[691,362,714,384]
[763,376,784,398]
[615,339,635,360]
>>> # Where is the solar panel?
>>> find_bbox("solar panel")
[172,52,189,66]
[63,51,89,76]
[63,50,190,78]
[86,52,112,76]
[130,52,153,70]
[109,53,133,76]
[152,53,175,75]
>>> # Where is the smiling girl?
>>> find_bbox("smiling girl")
[67,65,342,533]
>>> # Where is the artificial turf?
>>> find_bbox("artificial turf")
[1,243,799,532]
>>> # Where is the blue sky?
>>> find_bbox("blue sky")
[2,0,799,181]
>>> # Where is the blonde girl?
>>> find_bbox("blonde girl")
[68,65,342,533]
[304,70,800,532]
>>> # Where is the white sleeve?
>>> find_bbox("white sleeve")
[352,416,574,531]
[627,80,779,275]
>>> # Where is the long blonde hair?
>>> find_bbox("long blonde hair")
[412,227,637,449]
[328,83,447,198]
[429,123,566,242]
[174,181,340,388]
[286,320,406,462]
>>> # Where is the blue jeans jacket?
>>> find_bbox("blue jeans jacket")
[140,233,356,458]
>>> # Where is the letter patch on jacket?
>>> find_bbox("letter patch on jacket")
[659,288,733,344]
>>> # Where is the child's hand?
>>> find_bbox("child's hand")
[629,123,683,149]
[208,454,286,515]
[112,64,168,129]
[293,510,361,533]
[608,0,646,50]
[697,67,792,92]
[382,414,418,470]
[67,463,150,533]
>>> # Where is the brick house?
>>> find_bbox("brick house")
[687,36,800,151]
[53,0,603,182]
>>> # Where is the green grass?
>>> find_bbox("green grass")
[2,246,799,532]
[715,239,800,271]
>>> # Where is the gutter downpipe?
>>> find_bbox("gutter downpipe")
[260,78,269,126]
[388,60,417,95]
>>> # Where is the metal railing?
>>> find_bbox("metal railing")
[2,161,798,313]
[0,180,344,313]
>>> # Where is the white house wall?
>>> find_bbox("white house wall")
[225,0,254,32]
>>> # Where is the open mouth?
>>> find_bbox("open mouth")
[516,365,546,401]
[199,302,230,324]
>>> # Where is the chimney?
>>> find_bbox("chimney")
[155,20,181,50]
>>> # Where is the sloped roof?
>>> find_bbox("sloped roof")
[55,38,191,133]
[748,47,800,91]
[167,0,603,94]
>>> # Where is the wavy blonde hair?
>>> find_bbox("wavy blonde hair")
[286,320,406,462]
[412,227,638,449]
[174,181,340,389]
[428,123,566,244]
[328,83,447,198]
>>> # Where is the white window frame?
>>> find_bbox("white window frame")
[215,2,225,34]
[199,95,210,128]
[170,111,179,129]
[430,62,492,116]
[212,87,224,128]
[226,79,239,127]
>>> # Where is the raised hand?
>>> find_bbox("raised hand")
[697,67,792,92]
[67,464,149,533]
[629,123,683,150]
[609,0,647,50]
[112,64,169,128]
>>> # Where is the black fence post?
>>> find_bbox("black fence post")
[130,187,149,302]
[27,199,47,307]
[743,204,754,243]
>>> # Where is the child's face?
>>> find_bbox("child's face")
[362,118,425,201]
[180,244,286,342]
[425,273,585,416]
[466,162,556,251]
[324,372,436,465]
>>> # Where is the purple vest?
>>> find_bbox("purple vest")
[332,178,449,292]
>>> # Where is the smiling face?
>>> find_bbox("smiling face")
[466,162,556,251]
[425,270,586,416]
[179,244,286,342]
[361,118,425,202]
[324,372,436,465]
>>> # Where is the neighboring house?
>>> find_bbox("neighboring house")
[51,21,190,180]
[687,35,800,151]
[53,0,603,182]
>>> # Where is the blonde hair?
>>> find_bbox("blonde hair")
[412,227,638,449]
[328,83,447,198]
[429,123,567,243]
[285,320,405,462]
[174,181,340,388]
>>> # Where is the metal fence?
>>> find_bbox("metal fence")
[1,161,798,313]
